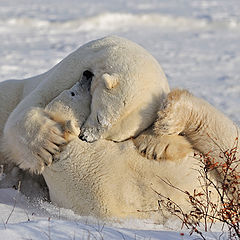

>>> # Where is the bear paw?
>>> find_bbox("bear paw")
[133,129,193,161]
[3,108,80,174]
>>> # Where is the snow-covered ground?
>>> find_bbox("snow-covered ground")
[0,188,227,239]
[0,0,239,239]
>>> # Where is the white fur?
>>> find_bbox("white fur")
[40,87,239,220]
[135,89,240,179]
[0,36,169,173]
[43,138,199,221]
[39,80,197,221]
[156,89,240,163]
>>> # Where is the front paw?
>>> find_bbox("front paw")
[26,109,71,173]
[133,130,193,161]
[133,129,164,160]
[4,108,68,174]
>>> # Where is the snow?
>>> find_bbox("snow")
[0,189,201,240]
[0,0,239,239]
[0,189,226,240]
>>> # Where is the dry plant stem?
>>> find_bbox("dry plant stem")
[150,143,240,240]
[154,187,207,240]
[1,218,6,230]
[5,181,21,225]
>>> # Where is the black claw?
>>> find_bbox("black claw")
[44,162,49,167]
[141,149,146,155]
[53,155,60,163]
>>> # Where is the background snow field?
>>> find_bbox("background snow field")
[0,0,239,239]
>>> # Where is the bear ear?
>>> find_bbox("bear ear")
[102,73,119,90]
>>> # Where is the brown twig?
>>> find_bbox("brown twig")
[5,181,21,224]
[149,140,240,239]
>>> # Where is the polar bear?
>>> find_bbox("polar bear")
[40,81,196,220]
[43,138,197,220]
[0,36,170,174]
[40,85,239,220]
[0,36,196,220]
[134,89,240,178]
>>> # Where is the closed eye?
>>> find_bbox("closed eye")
[83,70,94,80]
[80,70,94,91]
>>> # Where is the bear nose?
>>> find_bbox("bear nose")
[78,132,87,142]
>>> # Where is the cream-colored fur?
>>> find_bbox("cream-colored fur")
[135,89,239,174]
[0,36,169,173]
[134,128,192,161]
[43,139,199,220]
[41,84,198,221]
[0,37,198,220]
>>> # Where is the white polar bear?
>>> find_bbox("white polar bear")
[41,85,239,220]
[0,36,170,174]
[41,81,196,220]
[43,139,198,220]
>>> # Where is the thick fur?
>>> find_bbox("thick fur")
[134,128,193,161]
[43,138,199,221]
[0,36,169,173]
[0,37,199,220]
[135,89,239,176]
[41,85,198,221]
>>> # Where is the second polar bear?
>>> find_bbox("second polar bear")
[1,36,170,174]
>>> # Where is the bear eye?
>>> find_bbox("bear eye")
[82,70,94,82]
[81,70,94,91]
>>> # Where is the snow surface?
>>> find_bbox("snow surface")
[0,188,227,240]
[0,0,239,239]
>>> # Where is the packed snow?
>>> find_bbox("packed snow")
[0,0,239,239]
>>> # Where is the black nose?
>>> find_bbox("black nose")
[78,133,87,142]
